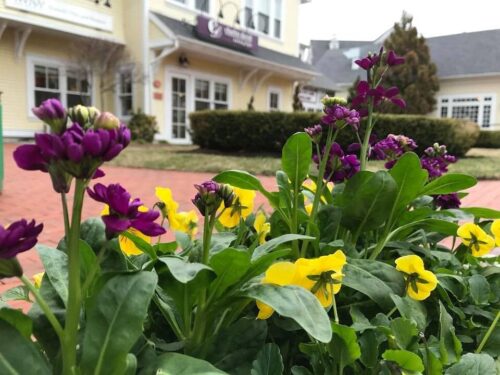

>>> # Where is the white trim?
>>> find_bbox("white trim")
[162,66,232,144]
[26,54,94,118]
[242,0,284,42]
[3,129,36,138]
[14,27,31,59]
[438,93,497,129]
[440,72,500,80]
[165,0,213,17]
[149,12,178,40]
[0,21,8,42]
[142,0,150,113]
[268,86,282,111]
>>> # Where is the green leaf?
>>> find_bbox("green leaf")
[0,285,30,302]
[0,319,51,374]
[213,170,277,206]
[340,171,398,233]
[155,352,228,374]
[439,301,462,365]
[421,173,477,195]
[244,284,332,343]
[390,294,428,330]
[359,330,379,368]
[382,349,424,372]
[460,207,500,219]
[159,257,214,283]
[343,261,405,310]
[390,318,419,350]
[121,230,157,260]
[468,274,491,305]
[328,323,361,371]
[36,245,68,307]
[79,239,100,295]
[445,353,497,375]
[478,327,500,358]
[291,366,313,375]
[0,307,32,339]
[389,152,428,224]
[209,248,251,297]
[153,241,178,254]
[244,249,291,282]
[281,132,311,188]
[251,343,284,375]
[422,349,443,375]
[0,258,22,278]
[81,272,158,375]
[252,234,313,261]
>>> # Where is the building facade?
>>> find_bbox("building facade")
[302,30,500,131]
[0,0,316,143]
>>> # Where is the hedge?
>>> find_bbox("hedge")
[475,130,500,148]
[190,111,479,156]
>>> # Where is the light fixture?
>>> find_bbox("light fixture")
[178,53,189,68]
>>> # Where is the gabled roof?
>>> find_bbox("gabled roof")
[310,29,500,88]
[153,12,316,75]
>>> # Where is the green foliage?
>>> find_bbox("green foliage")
[293,84,304,112]
[475,130,500,148]
[251,343,284,375]
[382,12,440,114]
[127,110,157,143]
[190,110,479,156]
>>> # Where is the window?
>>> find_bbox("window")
[169,0,209,12]
[439,94,495,129]
[30,58,92,114]
[194,79,228,111]
[172,77,187,139]
[117,71,133,118]
[268,88,281,111]
[244,0,282,38]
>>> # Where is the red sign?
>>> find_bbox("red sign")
[153,80,161,88]
[153,92,163,100]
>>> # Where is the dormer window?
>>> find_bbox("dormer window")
[244,0,283,39]
[170,0,210,13]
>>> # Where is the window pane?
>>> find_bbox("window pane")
[245,7,254,28]
[274,19,281,38]
[258,13,269,34]
[440,107,448,118]
[195,79,210,99]
[67,94,91,107]
[35,65,46,88]
[195,101,210,111]
[214,103,228,110]
[269,92,279,110]
[275,0,282,19]
[67,71,79,92]
[214,83,227,102]
[35,91,60,107]
[451,105,479,123]
[48,68,59,89]
[171,77,187,139]
[482,105,491,128]
[195,0,209,11]
[120,96,133,116]
[120,72,133,94]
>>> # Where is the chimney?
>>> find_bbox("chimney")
[329,34,339,50]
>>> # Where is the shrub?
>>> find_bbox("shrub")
[127,110,157,143]
[190,111,479,156]
[475,130,500,148]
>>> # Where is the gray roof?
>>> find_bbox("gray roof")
[310,29,500,88]
[153,13,316,74]
[310,39,370,64]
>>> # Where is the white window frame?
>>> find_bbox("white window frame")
[115,68,134,120]
[163,67,232,144]
[268,86,282,111]
[244,0,284,42]
[27,54,94,119]
[166,0,212,14]
[438,93,496,130]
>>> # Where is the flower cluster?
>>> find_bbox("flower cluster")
[192,181,234,217]
[304,124,322,144]
[14,99,130,188]
[433,193,461,209]
[321,104,361,130]
[88,183,165,237]
[420,143,457,179]
[457,221,499,257]
[256,250,346,319]
[156,187,199,238]
[0,219,43,259]
[395,255,437,301]
[372,134,418,168]
[313,143,360,183]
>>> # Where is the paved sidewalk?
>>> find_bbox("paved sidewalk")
[1,142,499,294]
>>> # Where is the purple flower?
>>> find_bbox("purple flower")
[32,98,67,134]
[351,81,406,113]
[0,219,43,259]
[421,144,457,179]
[304,124,322,143]
[387,50,405,66]
[313,143,360,183]
[321,105,361,130]
[87,183,166,237]
[372,134,418,168]
[434,193,461,209]
[354,48,384,70]
[192,180,224,216]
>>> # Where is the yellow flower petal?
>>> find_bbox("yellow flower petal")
[33,272,44,288]
[256,300,274,320]
[218,187,256,228]
[254,212,271,244]
[491,220,500,246]
[305,203,313,215]
[263,262,297,285]
[395,255,438,301]
[457,223,495,257]
[395,255,425,275]
[119,228,151,256]
[172,210,199,238]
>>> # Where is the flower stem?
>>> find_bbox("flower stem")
[332,290,339,324]
[19,275,64,339]
[61,192,70,239]
[62,178,86,375]
[476,310,500,353]
[387,305,398,318]
[360,99,375,171]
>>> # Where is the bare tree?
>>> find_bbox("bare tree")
[69,38,144,110]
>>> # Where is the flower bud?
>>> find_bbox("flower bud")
[192,180,223,216]
[304,124,322,144]
[32,98,67,134]
[94,112,120,130]
[218,183,235,208]
[321,96,348,108]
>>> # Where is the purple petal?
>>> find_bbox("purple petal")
[13,145,47,171]
[103,144,123,161]
[82,132,103,157]
[108,184,131,215]
[67,144,83,162]
[391,98,406,108]
[93,168,105,179]
[131,220,166,237]
[102,215,131,234]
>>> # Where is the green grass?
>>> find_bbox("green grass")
[110,144,500,179]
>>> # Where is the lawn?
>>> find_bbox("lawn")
[110,144,500,179]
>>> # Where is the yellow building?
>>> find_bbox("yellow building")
[0,0,317,143]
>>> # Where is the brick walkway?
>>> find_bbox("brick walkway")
[1,142,499,295]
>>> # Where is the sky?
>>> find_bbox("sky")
[298,0,500,43]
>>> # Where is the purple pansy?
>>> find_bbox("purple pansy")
[313,143,360,183]
[87,183,166,237]
[0,219,43,259]
[434,193,461,209]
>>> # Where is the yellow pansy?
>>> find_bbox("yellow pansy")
[256,262,298,319]
[173,210,199,238]
[457,223,496,257]
[395,255,437,301]
[305,203,313,216]
[218,187,256,228]
[33,272,44,288]
[254,212,271,244]
[101,204,148,216]
[155,187,180,227]
[119,227,151,256]
[294,251,346,307]
[302,179,334,203]
[491,220,500,246]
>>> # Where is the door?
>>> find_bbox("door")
[166,73,190,143]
